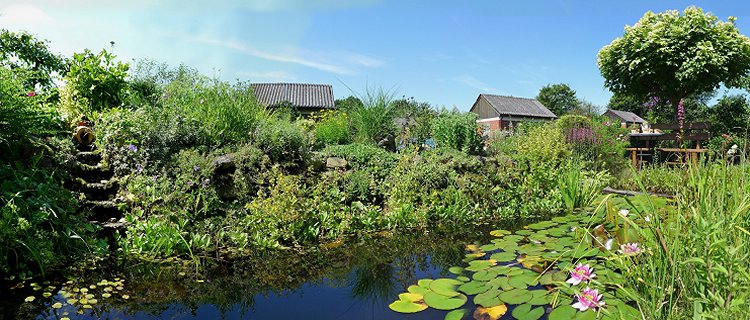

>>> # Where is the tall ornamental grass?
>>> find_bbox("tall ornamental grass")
[627,164,750,319]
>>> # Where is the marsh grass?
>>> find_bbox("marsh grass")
[625,163,750,319]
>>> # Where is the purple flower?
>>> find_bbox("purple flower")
[618,243,642,256]
[572,287,605,311]
[127,144,138,152]
[566,263,596,286]
[202,178,211,187]
[27,91,37,97]
[151,175,158,182]
[136,164,143,173]
[194,165,200,172]
[187,180,194,187]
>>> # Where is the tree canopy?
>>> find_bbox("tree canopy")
[598,6,750,119]
[535,83,578,116]
[0,29,66,89]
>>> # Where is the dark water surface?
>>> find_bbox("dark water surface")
[4,222,540,320]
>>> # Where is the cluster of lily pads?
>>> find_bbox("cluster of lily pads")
[390,207,648,319]
[22,278,130,319]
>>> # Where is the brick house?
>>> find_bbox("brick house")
[469,94,557,134]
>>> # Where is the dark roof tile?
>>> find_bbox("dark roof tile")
[476,94,557,118]
[250,83,335,109]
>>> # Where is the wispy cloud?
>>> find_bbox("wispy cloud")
[454,74,505,94]
[0,3,54,26]
[237,70,298,82]
[179,34,353,75]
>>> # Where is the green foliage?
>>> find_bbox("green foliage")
[343,88,397,145]
[253,117,310,166]
[557,115,629,174]
[710,94,750,136]
[557,161,607,210]
[312,110,351,148]
[598,6,750,118]
[513,123,570,165]
[431,111,483,155]
[625,164,750,318]
[0,67,60,152]
[63,49,129,117]
[0,29,66,89]
[0,158,91,278]
[392,97,437,147]
[535,83,578,116]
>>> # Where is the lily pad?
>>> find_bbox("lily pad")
[429,278,463,297]
[474,290,502,308]
[444,308,468,320]
[449,266,465,275]
[490,252,517,262]
[52,302,62,309]
[512,303,545,320]
[473,270,498,281]
[473,305,508,320]
[423,291,467,310]
[498,289,533,305]
[458,281,491,295]
[418,279,433,288]
[408,285,430,295]
[24,296,35,302]
[456,276,471,282]
[548,306,577,320]
[399,292,424,303]
[389,300,428,313]
[466,259,497,272]
[490,229,511,237]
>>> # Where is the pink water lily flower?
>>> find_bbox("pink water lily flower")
[572,287,605,311]
[566,263,596,286]
[618,243,642,256]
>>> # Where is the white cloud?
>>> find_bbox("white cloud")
[237,70,298,82]
[0,3,54,27]
[454,74,505,94]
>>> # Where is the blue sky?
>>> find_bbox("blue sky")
[2,0,750,111]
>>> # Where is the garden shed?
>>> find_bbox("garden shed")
[470,94,557,132]
[602,109,647,125]
[250,83,335,116]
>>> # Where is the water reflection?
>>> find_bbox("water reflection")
[7,221,541,319]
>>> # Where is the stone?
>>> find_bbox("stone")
[213,154,236,173]
[326,157,348,169]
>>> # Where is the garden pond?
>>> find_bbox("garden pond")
[4,196,657,319]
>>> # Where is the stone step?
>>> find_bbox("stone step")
[75,152,102,166]
[71,163,114,181]
[75,143,96,152]
[80,180,119,198]
[80,199,123,221]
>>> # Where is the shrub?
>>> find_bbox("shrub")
[61,49,129,121]
[431,110,483,155]
[344,88,397,145]
[313,110,351,148]
[513,122,570,165]
[253,117,310,166]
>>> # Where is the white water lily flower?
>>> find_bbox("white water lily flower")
[604,238,614,250]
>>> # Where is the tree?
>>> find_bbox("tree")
[710,94,750,135]
[65,49,129,111]
[536,83,579,116]
[0,29,66,89]
[598,6,750,120]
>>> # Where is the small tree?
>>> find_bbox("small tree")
[65,49,129,112]
[536,83,579,116]
[0,29,66,89]
[598,6,750,120]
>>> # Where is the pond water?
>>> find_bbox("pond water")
[3,221,538,320]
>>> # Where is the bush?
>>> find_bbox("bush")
[0,67,60,155]
[344,89,397,145]
[253,117,310,166]
[61,49,129,121]
[313,110,351,148]
[556,115,629,174]
[431,110,483,155]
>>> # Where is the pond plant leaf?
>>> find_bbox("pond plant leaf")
[458,281,491,295]
[389,300,428,313]
[52,302,63,309]
[449,266,465,275]
[444,308,468,320]
[398,292,423,303]
[456,276,471,282]
[472,305,508,320]
[490,252,516,262]
[423,291,467,310]
[430,278,463,297]
[466,259,497,272]
[490,229,511,237]
[511,303,545,320]
[408,285,431,295]
[418,279,433,288]
[24,296,35,302]
[474,290,503,308]
[498,289,533,305]
[548,306,577,320]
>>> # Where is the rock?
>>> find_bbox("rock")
[213,154,236,173]
[377,134,396,151]
[326,157,348,169]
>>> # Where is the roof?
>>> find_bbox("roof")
[603,109,647,123]
[250,83,334,109]
[472,94,557,119]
